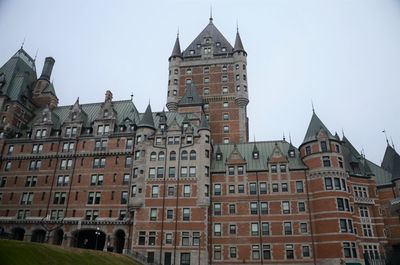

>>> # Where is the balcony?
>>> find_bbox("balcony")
[354,196,374,205]
[390,197,400,215]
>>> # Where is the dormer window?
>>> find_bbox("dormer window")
[206,38,210,44]
[186,136,193,144]
[204,47,211,54]
[216,42,221,47]
[183,123,188,129]
[221,47,226,52]
[97,124,110,135]
[197,44,201,48]
[43,117,48,122]
[216,153,222,161]
[289,150,295,158]
[160,124,166,130]
[190,50,195,55]
[253,151,259,159]
[186,68,192,75]
[35,129,47,139]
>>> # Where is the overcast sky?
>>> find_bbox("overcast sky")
[1,0,399,165]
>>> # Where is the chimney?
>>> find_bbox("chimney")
[39,57,55,81]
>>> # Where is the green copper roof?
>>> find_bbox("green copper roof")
[211,141,306,172]
[367,159,392,186]
[0,48,37,101]
[302,112,336,144]
[29,100,139,129]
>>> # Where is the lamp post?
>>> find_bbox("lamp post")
[95,227,100,250]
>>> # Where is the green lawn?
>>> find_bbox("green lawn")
[0,240,141,265]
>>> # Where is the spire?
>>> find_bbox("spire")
[302,112,335,144]
[138,104,155,129]
[209,5,213,23]
[382,129,389,146]
[169,34,182,59]
[234,29,245,53]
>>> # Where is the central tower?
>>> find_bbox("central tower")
[166,17,249,144]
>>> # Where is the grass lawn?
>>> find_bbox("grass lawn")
[0,239,141,265]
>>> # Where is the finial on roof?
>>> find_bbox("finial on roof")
[20,36,26,50]
[177,26,179,38]
[289,132,292,144]
[311,100,315,114]
[391,137,395,150]
[130,93,134,101]
[34,48,39,61]
[283,131,286,141]
[341,128,345,138]
[209,5,213,22]
[236,19,239,32]
[383,129,389,145]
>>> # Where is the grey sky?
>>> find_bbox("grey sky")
[1,0,399,165]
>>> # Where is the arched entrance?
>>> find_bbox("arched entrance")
[53,229,64,245]
[11,227,25,241]
[31,229,46,243]
[71,229,106,250]
[114,230,125,253]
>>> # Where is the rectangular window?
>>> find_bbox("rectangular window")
[300,222,308,233]
[325,177,333,190]
[183,208,190,221]
[250,202,258,214]
[214,203,221,216]
[260,202,268,214]
[271,165,277,173]
[25,176,37,187]
[286,244,294,259]
[282,201,290,214]
[214,246,221,260]
[152,186,159,198]
[272,183,279,192]
[284,222,292,235]
[252,245,260,260]
[238,184,244,193]
[262,222,270,235]
[263,245,271,260]
[230,247,237,258]
[229,224,236,234]
[183,185,191,197]
[150,208,157,221]
[280,164,287,172]
[120,191,128,204]
[281,183,288,192]
[167,209,173,219]
[251,223,259,236]
[259,182,267,194]
[298,201,306,212]
[249,183,257,195]
[323,156,331,167]
[181,167,188,178]
[214,223,221,236]
[302,246,310,258]
[229,204,236,214]
[296,181,304,193]
[189,166,196,177]
[214,184,221,195]
[228,166,235,175]
[343,242,357,258]
[321,141,327,152]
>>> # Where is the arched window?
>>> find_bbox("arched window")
[150,152,157,161]
[158,151,165,161]
[181,150,188,160]
[170,151,176,161]
[190,150,196,160]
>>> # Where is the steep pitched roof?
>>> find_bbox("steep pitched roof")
[341,135,372,176]
[381,145,400,181]
[170,35,182,59]
[182,19,234,57]
[177,83,203,107]
[302,112,335,144]
[0,48,37,101]
[138,104,156,129]
[226,144,246,165]
[234,31,245,53]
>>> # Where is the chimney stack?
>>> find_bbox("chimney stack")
[39,57,55,81]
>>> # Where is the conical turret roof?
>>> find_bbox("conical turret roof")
[169,35,182,59]
[381,145,400,181]
[234,30,246,54]
[138,104,155,129]
[302,112,335,144]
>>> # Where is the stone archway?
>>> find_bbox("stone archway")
[11,227,25,241]
[31,229,46,243]
[114,230,125,253]
[52,229,64,245]
[71,228,106,250]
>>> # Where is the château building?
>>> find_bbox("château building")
[0,16,399,265]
